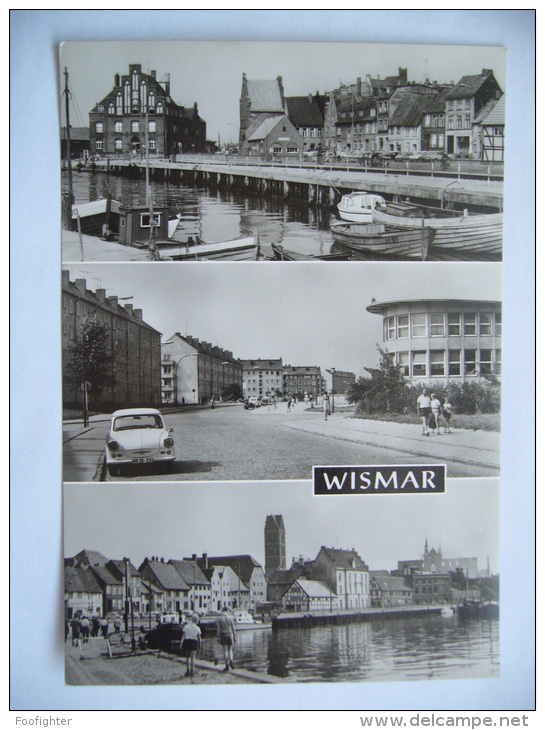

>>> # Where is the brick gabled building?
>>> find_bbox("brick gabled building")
[89,63,206,158]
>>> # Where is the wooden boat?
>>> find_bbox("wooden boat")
[271,242,352,261]
[156,231,260,261]
[455,599,499,621]
[71,197,122,238]
[337,191,386,223]
[330,220,433,261]
[371,202,503,260]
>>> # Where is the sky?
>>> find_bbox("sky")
[63,261,502,379]
[58,39,507,143]
[63,478,500,574]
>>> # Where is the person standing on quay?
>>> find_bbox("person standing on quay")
[217,607,236,672]
[182,614,202,678]
[430,393,442,435]
[417,388,432,436]
[442,396,453,433]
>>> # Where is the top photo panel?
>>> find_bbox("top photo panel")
[59,41,506,264]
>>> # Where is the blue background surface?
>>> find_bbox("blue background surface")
[10,10,535,710]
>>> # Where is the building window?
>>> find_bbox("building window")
[479,349,493,375]
[386,316,396,340]
[287,146,298,153]
[148,137,156,149]
[397,315,409,339]
[114,121,123,133]
[430,313,445,337]
[463,313,477,336]
[108,103,114,115]
[412,352,427,377]
[495,311,502,337]
[495,349,501,375]
[448,350,461,376]
[116,93,123,115]
[411,313,427,338]
[156,102,163,114]
[397,352,409,376]
[140,212,161,228]
[464,350,477,376]
[124,82,131,113]
[479,312,493,336]
[448,312,461,336]
[95,122,104,133]
[430,350,445,376]
[95,139,103,150]
[115,138,122,150]
[148,120,156,133]
[140,81,147,112]
[131,120,140,133]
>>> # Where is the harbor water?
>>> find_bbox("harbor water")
[64,170,337,259]
[198,614,499,683]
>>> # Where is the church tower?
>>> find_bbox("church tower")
[264,515,286,576]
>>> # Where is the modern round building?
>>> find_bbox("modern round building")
[366,299,501,383]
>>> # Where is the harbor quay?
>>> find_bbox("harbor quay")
[271,604,442,630]
[80,157,504,212]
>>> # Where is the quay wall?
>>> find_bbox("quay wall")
[86,158,504,212]
[271,605,442,631]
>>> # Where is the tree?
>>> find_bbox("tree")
[346,345,412,414]
[65,320,116,401]
[220,382,243,402]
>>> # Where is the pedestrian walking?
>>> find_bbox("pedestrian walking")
[70,617,81,647]
[182,614,202,677]
[100,616,109,638]
[287,395,292,413]
[216,607,236,671]
[416,389,432,436]
[65,620,70,643]
[442,396,453,433]
[92,616,100,637]
[430,393,442,435]
[323,393,331,421]
[80,615,90,643]
[114,616,122,634]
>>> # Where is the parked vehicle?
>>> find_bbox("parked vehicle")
[105,407,175,476]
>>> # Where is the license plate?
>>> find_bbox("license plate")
[132,457,154,464]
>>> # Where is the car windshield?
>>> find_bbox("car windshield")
[113,414,164,431]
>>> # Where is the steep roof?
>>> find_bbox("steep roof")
[284,365,322,375]
[203,555,263,584]
[389,94,426,128]
[64,566,103,594]
[318,547,369,571]
[371,573,411,592]
[169,559,210,587]
[289,579,332,599]
[265,514,285,531]
[73,549,109,568]
[246,79,285,112]
[144,560,190,591]
[286,97,324,127]
[474,95,505,126]
[445,70,498,100]
[241,359,283,370]
[90,564,122,586]
[247,115,285,141]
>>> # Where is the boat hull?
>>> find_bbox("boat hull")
[158,236,258,261]
[330,222,432,260]
[271,242,351,261]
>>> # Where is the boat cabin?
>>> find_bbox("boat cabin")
[117,205,170,245]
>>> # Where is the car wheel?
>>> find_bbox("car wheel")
[108,464,121,477]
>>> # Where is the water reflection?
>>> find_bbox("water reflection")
[196,615,499,683]
[65,171,336,258]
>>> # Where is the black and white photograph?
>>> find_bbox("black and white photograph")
[63,479,500,686]
[11,9,535,716]
[62,261,501,482]
[59,40,505,264]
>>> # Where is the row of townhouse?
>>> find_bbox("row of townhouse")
[324,68,504,160]
[64,550,267,619]
[240,360,355,401]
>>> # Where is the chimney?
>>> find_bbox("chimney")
[192,554,197,562]
[95,288,106,302]
[114,73,120,87]
[74,278,87,295]
[124,303,133,315]
[62,270,70,287]
[202,553,208,569]
[165,73,170,96]
[357,77,362,95]
[151,70,156,80]
[133,308,142,320]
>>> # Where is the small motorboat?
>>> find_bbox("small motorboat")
[231,610,272,631]
[156,231,261,261]
[271,242,351,261]
[337,191,386,223]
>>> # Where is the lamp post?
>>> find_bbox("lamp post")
[173,353,198,407]
[326,368,336,414]
[80,295,133,427]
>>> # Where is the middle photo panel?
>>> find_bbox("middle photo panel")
[61,261,501,484]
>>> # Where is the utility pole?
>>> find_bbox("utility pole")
[64,67,74,204]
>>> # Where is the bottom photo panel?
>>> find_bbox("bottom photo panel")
[63,478,499,686]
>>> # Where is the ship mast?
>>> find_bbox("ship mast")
[63,67,74,204]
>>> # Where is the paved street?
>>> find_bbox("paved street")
[63,404,500,482]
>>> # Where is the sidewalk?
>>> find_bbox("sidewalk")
[63,415,110,482]
[280,411,500,474]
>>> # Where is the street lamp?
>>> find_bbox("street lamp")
[173,353,198,407]
[326,368,336,414]
[80,295,133,426]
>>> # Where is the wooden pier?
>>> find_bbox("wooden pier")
[84,157,504,213]
[272,605,442,631]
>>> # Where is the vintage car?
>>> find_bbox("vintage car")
[105,407,175,476]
